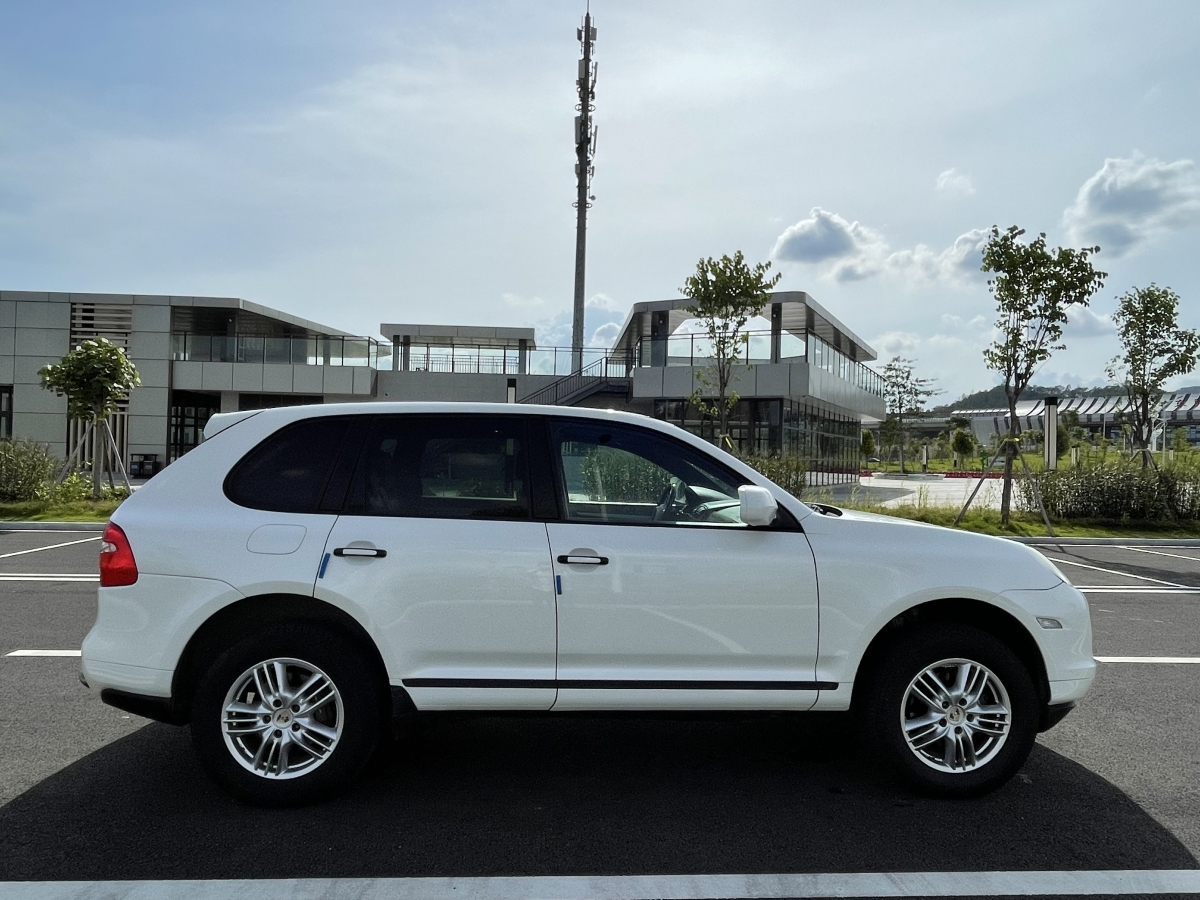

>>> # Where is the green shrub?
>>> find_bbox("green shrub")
[741,454,806,496]
[1019,464,1200,521]
[46,471,130,504]
[0,439,57,502]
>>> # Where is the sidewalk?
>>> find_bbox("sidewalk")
[803,475,1004,510]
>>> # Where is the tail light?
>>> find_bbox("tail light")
[99,522,138,587]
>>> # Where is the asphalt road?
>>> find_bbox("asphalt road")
[0,530,1197,887]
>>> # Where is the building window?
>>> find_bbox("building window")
[0,386,12,440]
[168,390,221,462]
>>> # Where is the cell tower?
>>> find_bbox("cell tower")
[571,6,597,373]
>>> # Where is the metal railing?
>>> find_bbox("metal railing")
[520,356,631,405]
[171,333,380,367]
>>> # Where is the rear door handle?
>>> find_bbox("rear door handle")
[557,554,608,565]
[334,547,387,558]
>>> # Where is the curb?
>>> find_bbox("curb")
[1008,536,1200,547]
[0,521,106,532]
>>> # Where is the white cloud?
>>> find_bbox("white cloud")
[872,330,922,358]
[935,168,975,197]
[772,210,986,287]
[941,313,988,329]
[1062,153,1200,256]
[531,293,628,349]
[502,292,544,308]
[1064,306,1115,337]
[590,321,621,348]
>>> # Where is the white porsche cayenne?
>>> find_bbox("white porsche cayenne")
[81,403,1094,805]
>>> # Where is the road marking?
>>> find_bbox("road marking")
[1079,587,1200,594]
[1044,556,1194,587]
[1097,656,1200,664]
[0,536,100,559]
[1119,545,1200,562]
[0,574,98,582]
[4,870,1200,899]
[5,649,81,657]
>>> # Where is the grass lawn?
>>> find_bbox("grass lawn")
[0,498,124,523]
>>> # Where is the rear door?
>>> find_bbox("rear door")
[315,414,558,710]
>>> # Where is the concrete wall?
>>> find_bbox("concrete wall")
[375,370,561,403]
[2,292,71,457]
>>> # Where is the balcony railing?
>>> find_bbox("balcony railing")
[172,333,380,367]
[631,329,884,398]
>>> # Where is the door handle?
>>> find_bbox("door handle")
[333,547,387,558]
[558,554,608,566]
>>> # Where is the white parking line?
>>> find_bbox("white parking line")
[3,870,1199,899]
[0,574,98,581]
[1097,656,1200,664]
[1119,545,1200,563]
[1044,556,1192,588]
[1080,587,1200,594]
[5,649,81,657]
[0,536,100,559]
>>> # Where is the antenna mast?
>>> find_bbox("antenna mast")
[571,7,597,373]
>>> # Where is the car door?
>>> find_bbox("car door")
[315,414,558,711]
[546,418,821,711]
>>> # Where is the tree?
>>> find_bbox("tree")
[680,251,781,449]
[881,356,940,474]
[40,338,141,498]
[980,226,1105,523]
[950,428,975,469]
[860,429,876,464]
[1105,284,1199,466]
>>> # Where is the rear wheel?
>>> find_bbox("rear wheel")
[859,623,1039,796]
[190,623,382,805]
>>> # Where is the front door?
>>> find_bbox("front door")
[545,418,820,711]
[315,414,558,710]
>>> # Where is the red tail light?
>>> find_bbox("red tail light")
[99,522,138,587]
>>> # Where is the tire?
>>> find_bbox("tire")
[190,623,383,806]
[858,623,1039,797]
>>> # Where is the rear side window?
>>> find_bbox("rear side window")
[225,417,351,513]
[346,415,530,520]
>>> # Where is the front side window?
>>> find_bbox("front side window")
[346,416,530,520]
[550,420,748,527]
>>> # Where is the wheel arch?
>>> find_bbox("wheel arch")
[170,593,397,725]
[849,597,1050,714]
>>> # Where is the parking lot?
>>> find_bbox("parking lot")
[0,528,1198,895]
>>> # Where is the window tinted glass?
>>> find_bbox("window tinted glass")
[226,417,350,513]
[347,416,530,520]
[550,420,747,526]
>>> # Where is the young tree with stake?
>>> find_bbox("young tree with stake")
[680,251,781,449]
[1106,284,1199,465]
[980,226,1105,524]
[881,356,940,474]
[40,338,141,499]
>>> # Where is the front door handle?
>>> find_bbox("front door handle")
[557,554,608,566]
[334,547,387,558]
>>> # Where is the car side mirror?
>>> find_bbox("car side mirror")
[738,485,778,527]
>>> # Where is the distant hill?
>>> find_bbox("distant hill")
[929,383,1124,415]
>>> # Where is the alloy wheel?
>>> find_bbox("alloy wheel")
[900,657,1011,773]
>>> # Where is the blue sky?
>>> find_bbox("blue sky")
[1,1,1198,398]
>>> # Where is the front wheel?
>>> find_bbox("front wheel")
[190,623,382,806]
[859,623,1039,797]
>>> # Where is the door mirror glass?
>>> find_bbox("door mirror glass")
[738,485,778,527]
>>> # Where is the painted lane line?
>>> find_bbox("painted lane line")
[1097,656,1200,664]
[5,870,1200,899]
[1044,555,1193,588]
[0,536,100,559]
[1120,545,1200,563]
[0,574,98,581]
[5,649,81,657]
[1079,587,1200,594]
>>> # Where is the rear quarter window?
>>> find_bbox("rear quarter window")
[224,416,352,513]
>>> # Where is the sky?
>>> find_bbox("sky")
[1,1,1197,400]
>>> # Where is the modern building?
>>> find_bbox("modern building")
[1,288,884,483]
[955,394,1200,446]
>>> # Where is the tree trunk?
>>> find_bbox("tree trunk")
[1000,399,1018,525]
[897,414,906,474]
[91,416,103,500]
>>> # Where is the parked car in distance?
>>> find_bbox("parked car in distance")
[83,403,1094,805]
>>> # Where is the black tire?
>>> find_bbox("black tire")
[190,623,383,806]
[858,623,1039,797]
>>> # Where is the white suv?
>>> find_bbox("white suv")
[82,403,1094,804]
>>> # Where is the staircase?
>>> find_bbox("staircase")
[519,356,631,406]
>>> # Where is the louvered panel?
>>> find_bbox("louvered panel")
[70,302,134,350]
